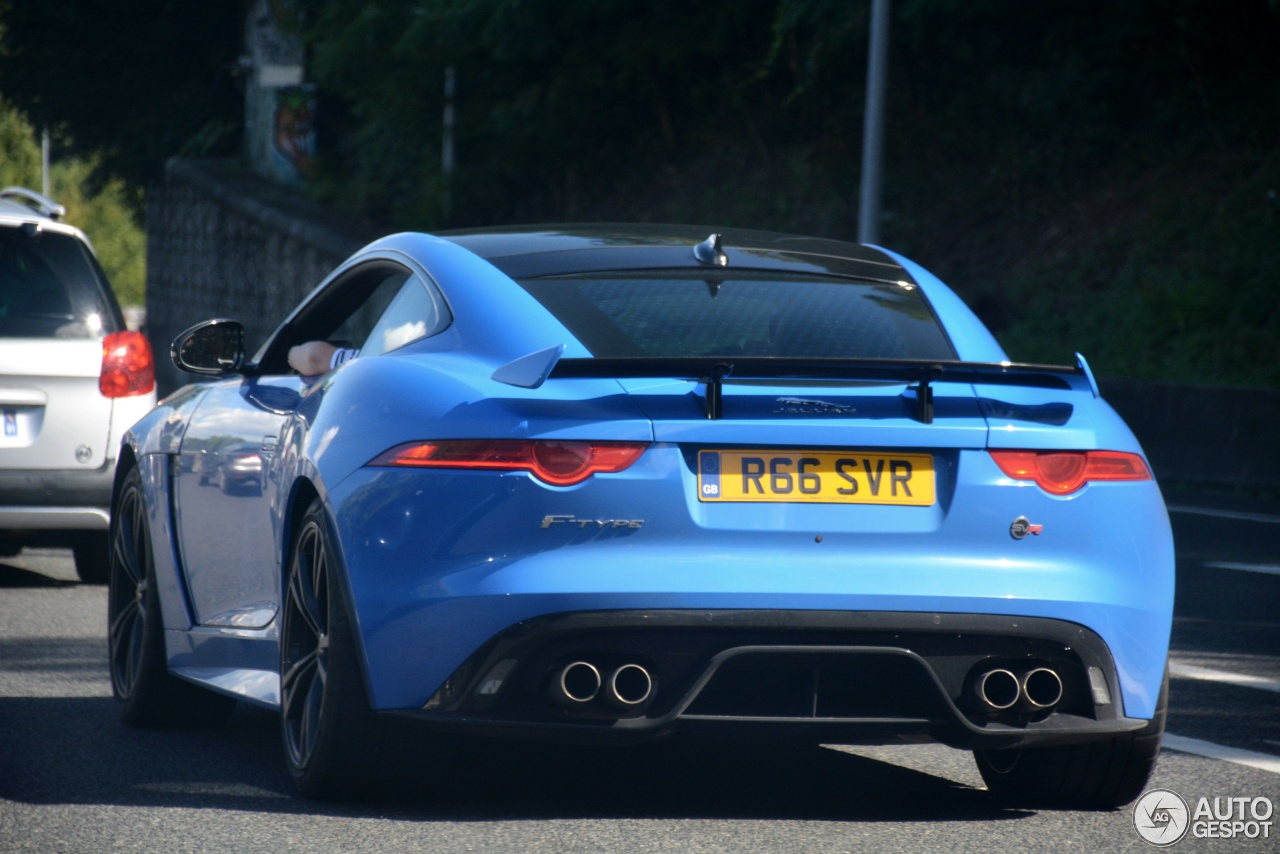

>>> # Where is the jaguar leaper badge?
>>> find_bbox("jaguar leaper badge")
[773,397,858,416]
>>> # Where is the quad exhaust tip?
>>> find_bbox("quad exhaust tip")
[551,661,654,711]
[552,661,601,705]
[970,668,1020,711]
[605,663,653,709]
[968,664,1063,715]
[1020,666,1064,710]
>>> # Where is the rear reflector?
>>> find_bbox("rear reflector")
[990,450,1151,495]
[100,331,155,398]
[369,440,648,486]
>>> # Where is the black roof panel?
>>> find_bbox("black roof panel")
[438,224,912,284]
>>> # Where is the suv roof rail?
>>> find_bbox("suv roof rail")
[0,186,66,220]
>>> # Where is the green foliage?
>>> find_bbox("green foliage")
[287,0,1280,386]
[0,103,41,182]
[295,0,852,225]
[4,0,1278,384]
[997,157,1280,387]
[881,0,1280,387]
[0,100,146,306]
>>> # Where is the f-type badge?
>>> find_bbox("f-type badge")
[541,515,644,530]
[1010,517,1044,540]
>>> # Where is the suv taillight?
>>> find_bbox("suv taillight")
[100,331,155,398]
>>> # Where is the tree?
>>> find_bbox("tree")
[0,0,244,199]
[294,0,857,226]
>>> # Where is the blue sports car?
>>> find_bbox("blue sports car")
[108,226,1174,806]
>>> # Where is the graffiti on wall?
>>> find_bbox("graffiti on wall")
[245,0,312,185]
[273,86,315,178]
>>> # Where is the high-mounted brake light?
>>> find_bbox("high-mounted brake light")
[369,440,648,486]
[100,330,155,398]
[990,450,1151,495]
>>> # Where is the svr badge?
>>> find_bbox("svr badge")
[1010,517,1044,540]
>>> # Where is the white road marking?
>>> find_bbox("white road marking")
[1204,561,1280,576]
[1166,505,1280,524]
[1170,661,1280,693]
[1163,734,1280,775]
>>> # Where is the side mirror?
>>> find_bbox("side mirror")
[171,319,245,375]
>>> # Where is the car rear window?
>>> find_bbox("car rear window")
[0,226,121,339]
[518,272,956,359]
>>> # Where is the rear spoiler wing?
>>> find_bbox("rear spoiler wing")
[492,347,1095,423]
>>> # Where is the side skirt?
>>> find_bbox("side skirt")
[170,666,281,710]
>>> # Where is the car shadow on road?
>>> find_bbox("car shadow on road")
[0,695,1033,824]
[0,561,78,588]
[423,736,1024,824]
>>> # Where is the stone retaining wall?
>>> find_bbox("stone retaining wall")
[145,159,372,394]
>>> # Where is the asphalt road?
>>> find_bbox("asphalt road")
[1,488,1277,853]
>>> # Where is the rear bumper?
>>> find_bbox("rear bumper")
[329,458,1174,720]
[387,610,1150,750]
[0,462,114,532]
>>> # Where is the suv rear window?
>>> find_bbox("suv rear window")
[518,272,956,359]
[0,227,121,339]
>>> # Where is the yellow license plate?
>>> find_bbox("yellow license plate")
[697,450,935,505]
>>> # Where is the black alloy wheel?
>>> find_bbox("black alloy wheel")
[107,467,235,726]
[281,499,385,799]
[107,474,149,706]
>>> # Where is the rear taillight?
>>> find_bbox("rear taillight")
[990,450,1152,495]
[370,440,648,486]
[100,330,155,398]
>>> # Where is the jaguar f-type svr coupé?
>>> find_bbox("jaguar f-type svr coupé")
[108,226,1173,806]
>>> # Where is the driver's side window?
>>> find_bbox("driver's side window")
[359,273,447,357]
[262,261,451,374]
[326,270,411,351]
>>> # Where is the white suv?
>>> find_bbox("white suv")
[0,187,156,582]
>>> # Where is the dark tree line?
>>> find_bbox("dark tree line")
[3,0,1278,382]
[3,1,1275,227]
[291,0,1280,231]
[0,0,243,206]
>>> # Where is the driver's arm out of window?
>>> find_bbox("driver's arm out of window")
[288,341,359,376]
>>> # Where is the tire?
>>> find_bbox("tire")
[73,531,111,584]
[107,467,237,727]
[975,669,1168,809]
[280,499,387,799]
